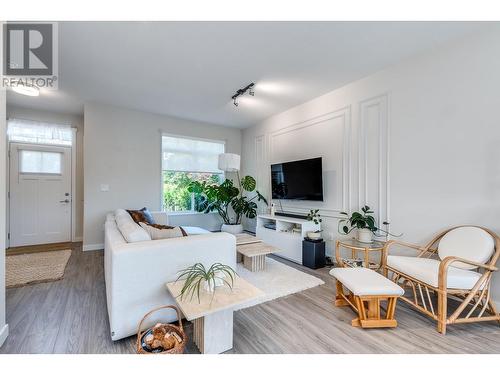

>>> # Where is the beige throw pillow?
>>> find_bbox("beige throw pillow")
[139,222,186,240]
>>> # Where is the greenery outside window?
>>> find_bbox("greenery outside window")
[162,135,225,212]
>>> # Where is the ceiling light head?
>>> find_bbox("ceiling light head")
[231,82,255,107]
[11,84,40,97]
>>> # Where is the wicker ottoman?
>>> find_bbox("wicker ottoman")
[330,267,404,328]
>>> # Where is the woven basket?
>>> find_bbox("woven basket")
[136,305,187,354]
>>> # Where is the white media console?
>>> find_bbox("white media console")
[256,214,320,264]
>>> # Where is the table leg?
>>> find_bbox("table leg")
[193,309,233,354]
[243,254,266,272]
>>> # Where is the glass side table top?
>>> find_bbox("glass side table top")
[337,238,386,250]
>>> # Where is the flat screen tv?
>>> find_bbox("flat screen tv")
[271,157,323,201]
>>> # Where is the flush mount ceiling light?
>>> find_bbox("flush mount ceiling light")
[11,83,40,97]
[232,82,255,107]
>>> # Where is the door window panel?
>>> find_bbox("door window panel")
[20,150,62,174]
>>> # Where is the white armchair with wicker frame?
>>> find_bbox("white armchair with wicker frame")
[382,226,500,334]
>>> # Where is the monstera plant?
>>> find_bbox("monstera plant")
[188,175,267,233]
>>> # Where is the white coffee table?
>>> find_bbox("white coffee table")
[166,275,263,354]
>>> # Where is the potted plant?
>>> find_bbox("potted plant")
[176,263,236,303]
[306,209,323,240]
[188,175,267,234]
[338,205,398,243]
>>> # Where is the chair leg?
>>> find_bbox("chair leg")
[437,290,447,334]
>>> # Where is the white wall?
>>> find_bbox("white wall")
[6,106,84,241]
[0,88,8,347]
[83,102,242,248]
[242,27,500,301]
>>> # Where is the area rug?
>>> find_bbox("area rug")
[235,257,324,310]
[6,249,72,288]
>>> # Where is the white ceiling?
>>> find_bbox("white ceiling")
[7,21,490,128]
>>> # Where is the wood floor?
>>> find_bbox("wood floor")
[2,245,500,354]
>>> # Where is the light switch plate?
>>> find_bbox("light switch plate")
[100,184,110,192]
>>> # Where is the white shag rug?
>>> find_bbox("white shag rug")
[234,257,324,310]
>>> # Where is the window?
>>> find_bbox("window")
[162,135,225,212]
[20,150,62,174]
[7,118,73,146]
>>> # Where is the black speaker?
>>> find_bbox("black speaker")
[302,239,326,269]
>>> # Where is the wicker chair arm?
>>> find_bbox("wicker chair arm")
[439,256,498,273]
[382,240,428,268]
[383,240,427,254]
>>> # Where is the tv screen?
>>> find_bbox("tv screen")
[271,157,323,201]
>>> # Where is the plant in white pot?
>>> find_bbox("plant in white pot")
[176,263,236,303]
[306,209,323,240]
[338,205,399,243]
[188,175,267,234]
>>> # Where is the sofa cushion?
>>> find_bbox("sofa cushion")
[139,222,187,239]
[126,207,156,225]
[115,209,151,243]
[438,226,495,270]
[182,226,210,235]
[387,255,483,290]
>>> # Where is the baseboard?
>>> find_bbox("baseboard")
[83,243,104,251]
[73,236,83,242]
[0,324,9,347]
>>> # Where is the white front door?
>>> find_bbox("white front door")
[9,143,72,247]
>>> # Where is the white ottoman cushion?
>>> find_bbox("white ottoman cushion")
[330,267,404,296]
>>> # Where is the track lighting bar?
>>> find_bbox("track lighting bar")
[232,82,255,106]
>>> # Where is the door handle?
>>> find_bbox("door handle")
[59,199,70,203]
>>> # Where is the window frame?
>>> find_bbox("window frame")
[160,133,226,214]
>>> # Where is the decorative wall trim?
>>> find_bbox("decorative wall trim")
[358,93,389,228]
[83,243,104,251]
[269,106,352,214]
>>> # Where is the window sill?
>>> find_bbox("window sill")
[164,211,218,216]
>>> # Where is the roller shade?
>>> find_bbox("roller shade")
[162,135,225,173]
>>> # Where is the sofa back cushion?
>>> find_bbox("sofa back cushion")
[438,226,495,269]
[139,222,187,240]
[115,209,151,243]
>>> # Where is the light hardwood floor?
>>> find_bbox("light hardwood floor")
[2,245,500,354]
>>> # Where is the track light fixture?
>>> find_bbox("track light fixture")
[232,82,255,107]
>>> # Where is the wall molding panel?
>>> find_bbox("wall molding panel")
[358,93,389,228]
[268,106,352,215]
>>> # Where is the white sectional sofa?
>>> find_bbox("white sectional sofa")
[104,210,236,340]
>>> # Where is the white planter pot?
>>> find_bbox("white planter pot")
[202,272,226,292]
[221,224,243,234]
[306,231,322,240]
[357,228,373,243]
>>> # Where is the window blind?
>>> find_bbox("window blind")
[162,135,225,173]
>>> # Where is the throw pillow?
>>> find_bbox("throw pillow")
[126,207,156,224]
[139,222,188,240]
[115,209,151,243]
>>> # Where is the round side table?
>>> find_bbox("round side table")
[335,238,386,271]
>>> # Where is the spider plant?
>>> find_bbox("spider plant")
[175,263,236,303]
